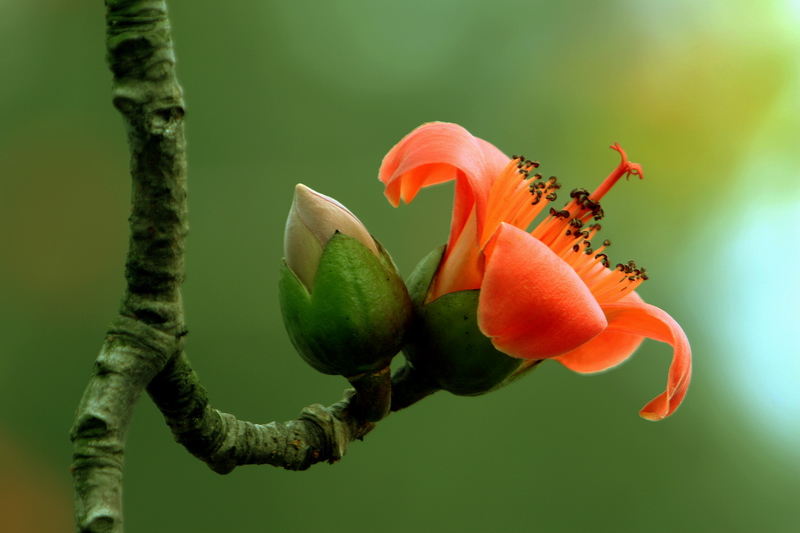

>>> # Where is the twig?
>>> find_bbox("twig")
[69,2,384,531]
[146,351,374,474]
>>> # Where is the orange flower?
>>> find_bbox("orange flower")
[380,122,690,420]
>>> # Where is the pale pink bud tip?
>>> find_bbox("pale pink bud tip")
[284,184,379,289]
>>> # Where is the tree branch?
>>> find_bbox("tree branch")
[146,351,375,474]
[70,2,187,530]
[69,2,385,532]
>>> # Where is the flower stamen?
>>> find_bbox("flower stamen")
[481,156,560,246]
[480,144,647,304]
[526,143,646,303]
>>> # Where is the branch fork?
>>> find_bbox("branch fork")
[70,2,398,531]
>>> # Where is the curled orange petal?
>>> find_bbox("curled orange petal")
[378,122,509,255]
[600,301,692,420]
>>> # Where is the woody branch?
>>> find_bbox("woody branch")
[69,2,386,532]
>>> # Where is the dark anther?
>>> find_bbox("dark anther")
[603,239,611,247]
[546,192,558,201]
[572,244,580,252]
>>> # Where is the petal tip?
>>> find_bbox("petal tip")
[639,410,665,422]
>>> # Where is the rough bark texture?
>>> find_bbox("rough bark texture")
[69,3,188,531]
[69,3,384,532]
[147,351,374,475]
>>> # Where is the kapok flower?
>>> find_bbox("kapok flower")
[379,122,691,420]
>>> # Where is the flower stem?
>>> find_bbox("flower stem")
[390,363,442,412]
[348,366,393,422]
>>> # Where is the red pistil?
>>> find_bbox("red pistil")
[588,143,644,202]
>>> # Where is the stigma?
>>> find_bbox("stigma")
[589,143,644,202]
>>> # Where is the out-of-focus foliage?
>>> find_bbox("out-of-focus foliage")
[0,1,797,531]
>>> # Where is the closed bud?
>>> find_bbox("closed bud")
[279,184,412,378]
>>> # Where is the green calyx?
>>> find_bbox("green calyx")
[279,232,412,377]
[402,246,525,396]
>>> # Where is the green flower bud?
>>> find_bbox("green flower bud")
[279,184,412,378]
[403,246,537,396]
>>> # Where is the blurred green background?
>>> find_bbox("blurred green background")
[1,1,798,531]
